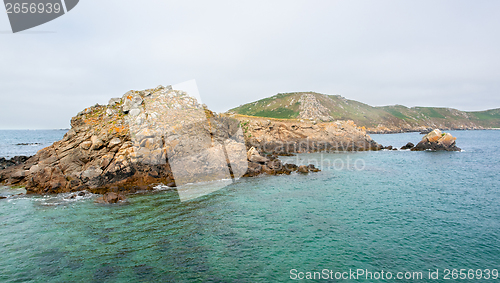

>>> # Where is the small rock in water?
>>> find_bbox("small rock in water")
[401,142,415,150]
[412,129,461,151]
[298,165,309,173]
[95,192,126,204]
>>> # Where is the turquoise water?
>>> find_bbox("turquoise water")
[1,130,499,282]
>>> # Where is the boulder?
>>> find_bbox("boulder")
[249,155,269,164]
[412,129,461,151]
[244,162,262,177]
[307,164,320,172]
[95,192,126,204]
[297,165,309,173]
[122,91,143,113]
[108,97,121,106]
[90,136,105,150]
[261,165,276,175]
[284,163,298,172]
[246,147,260,160]
[401,142,414,150]
[267,159,282,170]
[80,141,92,150]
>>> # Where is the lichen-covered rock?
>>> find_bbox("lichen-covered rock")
[0,85,247,195]
[412,129,461,151]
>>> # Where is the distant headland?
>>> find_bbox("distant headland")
[228,92,500,133]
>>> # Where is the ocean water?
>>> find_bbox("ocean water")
[0,130,68,158]
[1,130,499,282]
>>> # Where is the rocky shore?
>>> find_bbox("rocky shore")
[0,85,380,198]
[226,114,382,153]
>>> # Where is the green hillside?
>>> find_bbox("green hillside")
[228,92,500,131]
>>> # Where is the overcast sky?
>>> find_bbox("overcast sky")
[1,0,500,129]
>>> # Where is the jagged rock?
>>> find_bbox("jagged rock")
[401,142,415,150]
[412,129,461,151]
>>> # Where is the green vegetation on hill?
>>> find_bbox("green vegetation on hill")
[228,92,500,130]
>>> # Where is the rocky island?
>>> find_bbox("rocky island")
[0,85,380,197]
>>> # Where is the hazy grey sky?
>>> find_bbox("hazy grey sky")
[1,0,500,129]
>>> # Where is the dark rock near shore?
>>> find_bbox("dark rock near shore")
[95,192,126,204]
[0,156,31,170]
[412,129,461,151]
[243,147,319,177]
[297,165,309,174]
[401,142,415,150]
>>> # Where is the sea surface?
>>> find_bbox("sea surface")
[1,130,499,282]
[0,130,68,158]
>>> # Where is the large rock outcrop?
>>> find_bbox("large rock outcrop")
[0,85,247,194]
[411,129,461,151]
[0,85,381,195]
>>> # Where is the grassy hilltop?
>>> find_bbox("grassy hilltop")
[228,92,500,132]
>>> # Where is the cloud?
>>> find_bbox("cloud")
[1,0,500,129]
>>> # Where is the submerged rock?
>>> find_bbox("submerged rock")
[95,192,126,204]
[412,129,461,151]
